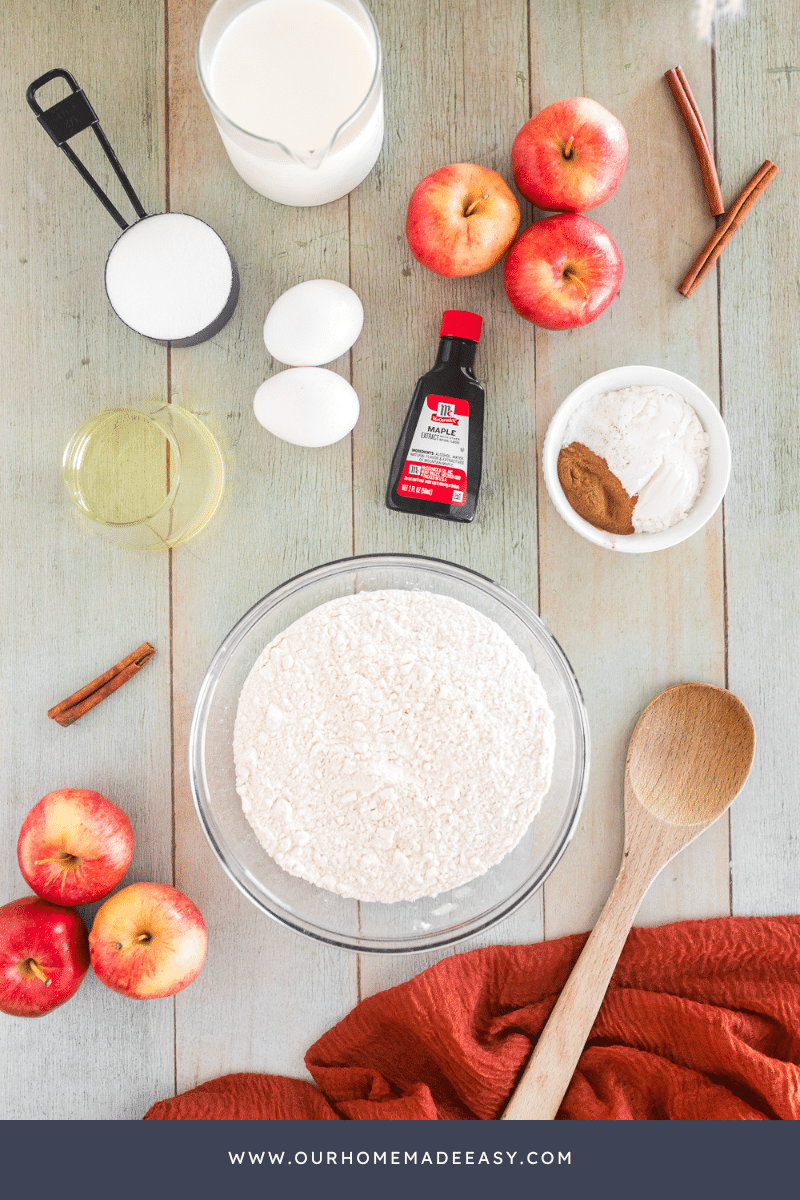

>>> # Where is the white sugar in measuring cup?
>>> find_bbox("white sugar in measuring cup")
[27,69,239,346]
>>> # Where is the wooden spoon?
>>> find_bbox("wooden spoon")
[501,682,755,1121]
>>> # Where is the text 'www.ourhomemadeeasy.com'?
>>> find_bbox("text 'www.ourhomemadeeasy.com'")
[228,1149,571,1166]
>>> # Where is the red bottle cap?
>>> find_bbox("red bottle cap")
[439,310,483,343]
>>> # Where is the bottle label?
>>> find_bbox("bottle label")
[397,394,469,505]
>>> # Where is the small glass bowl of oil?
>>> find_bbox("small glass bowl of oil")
[63,403,224,549]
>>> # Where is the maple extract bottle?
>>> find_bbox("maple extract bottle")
[386,309,484,523]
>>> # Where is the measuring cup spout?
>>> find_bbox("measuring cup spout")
[286,145,329,171]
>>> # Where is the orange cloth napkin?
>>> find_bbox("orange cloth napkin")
[144,916,800,1121]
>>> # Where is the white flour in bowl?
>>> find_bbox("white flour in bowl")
[233,589,555,903]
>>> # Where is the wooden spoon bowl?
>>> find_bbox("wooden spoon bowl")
[629,683,755,826]
[502,682,755,1121]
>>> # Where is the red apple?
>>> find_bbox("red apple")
[17,788,134,906]
[0,896,90,1017]
[512,97,628,213]
[406,162,521,277]
[504,213,623,331]
[89,882,207,1000]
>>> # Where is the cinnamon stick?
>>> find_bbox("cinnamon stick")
[679,160,779,297]
[48,642,156,727]
[665,67,725,217]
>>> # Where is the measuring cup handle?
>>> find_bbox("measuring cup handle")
[26,68,89,126]
[26,68,147,231]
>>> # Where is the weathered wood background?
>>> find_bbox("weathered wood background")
[1,0,797,1118]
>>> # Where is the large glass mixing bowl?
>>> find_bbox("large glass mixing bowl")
[189,554,589,953]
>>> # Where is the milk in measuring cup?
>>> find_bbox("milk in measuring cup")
[201,0,384,206]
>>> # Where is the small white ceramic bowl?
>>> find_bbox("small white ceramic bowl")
[542,365,731,553]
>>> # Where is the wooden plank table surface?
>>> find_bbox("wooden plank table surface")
[1,0,798,1120]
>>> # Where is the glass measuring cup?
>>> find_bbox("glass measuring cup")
[196,0,384,206]
[63,404,225,550]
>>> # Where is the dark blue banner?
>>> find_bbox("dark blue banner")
[1,1119,792,1200]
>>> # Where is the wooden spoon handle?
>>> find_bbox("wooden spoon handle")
[501,866,648,1121]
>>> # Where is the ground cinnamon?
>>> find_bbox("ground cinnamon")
[48,642,156,726]
[679,160,778,296]
[557,442,636,536]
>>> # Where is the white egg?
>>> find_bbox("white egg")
[263,279,364,366]
[254,367,359,447]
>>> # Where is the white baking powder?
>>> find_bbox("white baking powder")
[562,385,709,533]
[233,589,555,903]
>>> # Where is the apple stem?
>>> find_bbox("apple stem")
[563,136,575,159]
[563,268,588,300]
[115,932,152,951]
[463,193,490,217]
[34,853,78,867]
[27,960,51,987]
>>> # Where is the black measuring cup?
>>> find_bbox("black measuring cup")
[27,69,239,347]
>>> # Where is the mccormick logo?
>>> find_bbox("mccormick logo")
[431,401,459,426]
